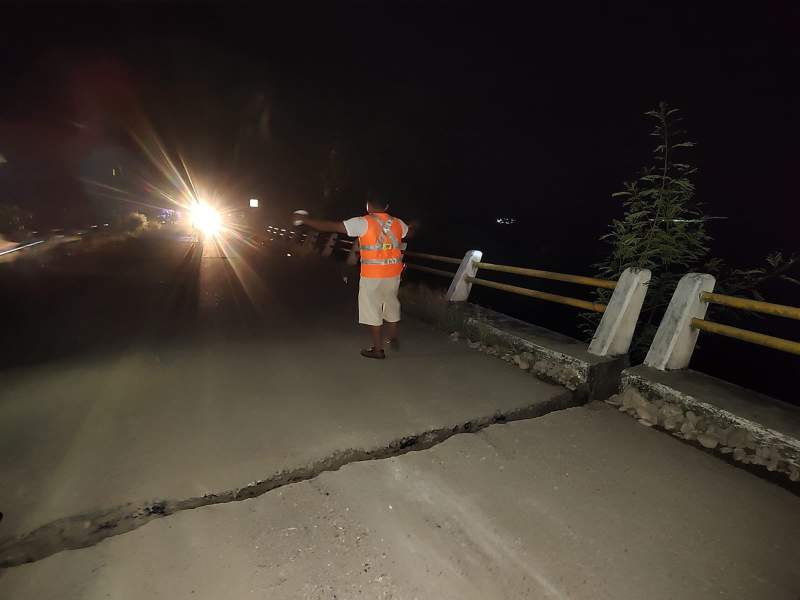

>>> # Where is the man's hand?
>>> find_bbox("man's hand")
[291,212,347,234]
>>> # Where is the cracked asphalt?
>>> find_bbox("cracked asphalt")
[1,229,799,598]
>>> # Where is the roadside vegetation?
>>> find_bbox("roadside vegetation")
[582,102,799,358]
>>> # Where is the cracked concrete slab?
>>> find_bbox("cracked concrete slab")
[0,311,573,544]
[2,405,798,600]
[0,393,568,568]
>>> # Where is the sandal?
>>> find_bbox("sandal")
[360,346,386,360]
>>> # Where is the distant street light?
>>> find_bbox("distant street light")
[249,198,259,208]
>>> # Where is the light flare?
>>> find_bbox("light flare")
[190,203,223,237]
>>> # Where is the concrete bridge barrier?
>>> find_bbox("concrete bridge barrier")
[620,272,800,487]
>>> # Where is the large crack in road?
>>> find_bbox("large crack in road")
[0,390,577,569]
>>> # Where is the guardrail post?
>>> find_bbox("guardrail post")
[322,233,338,257]
[346,239,359,266]
[588,267,651,356]
[446,250,483,302]
[644,273,716,370]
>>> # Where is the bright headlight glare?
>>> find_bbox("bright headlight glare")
[190,203,222,236]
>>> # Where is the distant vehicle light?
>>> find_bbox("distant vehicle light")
[249,198,259,208]
[190,202,222,236]
[496,217,517,225]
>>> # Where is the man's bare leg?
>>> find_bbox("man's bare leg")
[384,320,399,349]
[368,325,384,350]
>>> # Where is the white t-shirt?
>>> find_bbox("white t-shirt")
[342,216,409,239]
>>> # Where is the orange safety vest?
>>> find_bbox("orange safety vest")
[358,213,404,278]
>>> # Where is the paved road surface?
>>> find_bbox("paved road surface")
[0,230,570,539]
[1,229,798,598]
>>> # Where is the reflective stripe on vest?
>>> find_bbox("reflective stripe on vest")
[358,213,404,278]
[361,257,401,265]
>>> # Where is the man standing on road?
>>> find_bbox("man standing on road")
[293,194,410,360]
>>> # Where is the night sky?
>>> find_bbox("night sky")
[3,2,798,255]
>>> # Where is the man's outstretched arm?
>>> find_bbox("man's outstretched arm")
[295,216,347,234]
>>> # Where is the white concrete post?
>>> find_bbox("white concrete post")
[346,239,359,266]
[446,250,483,302]
[588,267,651,357]
[644,273,716,370]
[322,233,338,257]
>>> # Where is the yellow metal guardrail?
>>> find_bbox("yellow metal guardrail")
[465,276,607,313]
[691,291,800,356]
[404,251,462,265]
[401,250,614,312]
[322,236,614,313]
[467,261,612,312]
[701,292,800,320]
[402,251,461,279]
[475,262,617,290]
[406,263,457,278]
[691,318,800,356]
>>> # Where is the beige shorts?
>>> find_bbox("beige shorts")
[358,276,401,326]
